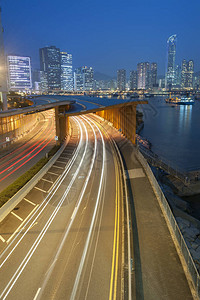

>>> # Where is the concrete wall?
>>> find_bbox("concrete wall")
[96,103,137,144]
[0,112,38,149]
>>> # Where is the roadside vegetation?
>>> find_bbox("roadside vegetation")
[0,145,60,207]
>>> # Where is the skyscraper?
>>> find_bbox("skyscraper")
[74,66,94,91]
[117,69,126,91]
[129,71,137,90]
[187,60,194,88]
[165,34,177,89]
[82,66,94,91]
[181,59,194,89]
[74,67,83,91]
[0,7,7,110]
[150,63,157,88]
[40,71,48,92]
[39,46,61,91]
[7,56,32,91]
[60,52,73,91]
[137,62,150,89]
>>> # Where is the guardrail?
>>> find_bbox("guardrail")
[138,145,192,184]
[0,138,69,223]
[136,149,200,299]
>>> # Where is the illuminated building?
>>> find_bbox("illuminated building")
[40,71,48,92]
[74,66,94,91]
[181,60,194,89]
[74,68,84,91]
[0,7,8,110]
[150,63,157,88]
[137,62,150,89]
[129,71,137,90]
[39,46,61,91]
[82,66,94,91]
[60,52,73,91]
[165,34,177,88]
[7,55,32,91]
[117,69,126,91]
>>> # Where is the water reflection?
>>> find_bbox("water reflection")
[178,105,192,133]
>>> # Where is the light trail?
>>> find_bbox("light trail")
[36,116,98,300]
[0,111,51,163]
[0,117,54,171]
[0,117,83,263]
[70,115,106,300]
[0,118,90,299]
[90,113,132,299]
[0,120,54,177]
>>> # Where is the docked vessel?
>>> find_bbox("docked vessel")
[165,94,194,105]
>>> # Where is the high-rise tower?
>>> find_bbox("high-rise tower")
[39,46,61,91]
[181,59,194,89]
[165,34,177,89]
[129,71,137,90]
[137,62,150,89]
[60,52,73,91]
[117,69,126,91]
[150,63,157,88]
[7,56,32,91]
[0,7,7,110]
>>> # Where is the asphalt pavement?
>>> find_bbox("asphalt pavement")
[0,115,127,299]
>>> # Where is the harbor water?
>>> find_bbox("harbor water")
[137,96,200,172]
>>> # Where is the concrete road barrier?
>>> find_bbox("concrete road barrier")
[0,137,69,223]
[136,149,200,299]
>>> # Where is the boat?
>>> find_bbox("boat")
[144,93,153,98]
[177,96,195,105]
[165,93,194,105]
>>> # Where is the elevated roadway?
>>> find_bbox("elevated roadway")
[0,115,130,299]
[0,109,56,192]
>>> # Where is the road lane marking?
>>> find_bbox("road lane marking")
[71,206,78,220]
[33,288,41,300]
[0,118,88,299]
[11,212,23,222]
[56,160,67,164]
[7,205,39,244]
[111,136,132,300]
[36,117,97,300]
[41,178,53,184]
[47,171,59,176]
[114,166,120,299]
[52,165,64,169]
[109,161,118,300]
[70,115,105,300]
[24,198,36,206]
[0,235,6,243]
[34,187,47,193]
[0,117,82,262]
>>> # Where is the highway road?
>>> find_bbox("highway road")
[0,109,56,192]
[0,115,131,299]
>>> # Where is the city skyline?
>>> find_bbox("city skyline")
[2,0,200,77]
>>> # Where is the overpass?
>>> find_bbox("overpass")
[0,95,147,147]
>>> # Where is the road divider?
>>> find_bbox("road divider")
[0,137,69,223]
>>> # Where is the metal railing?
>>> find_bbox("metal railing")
[138,145,193,184]
[136,149,200,299]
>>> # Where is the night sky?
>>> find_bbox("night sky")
[2,0,200,77]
